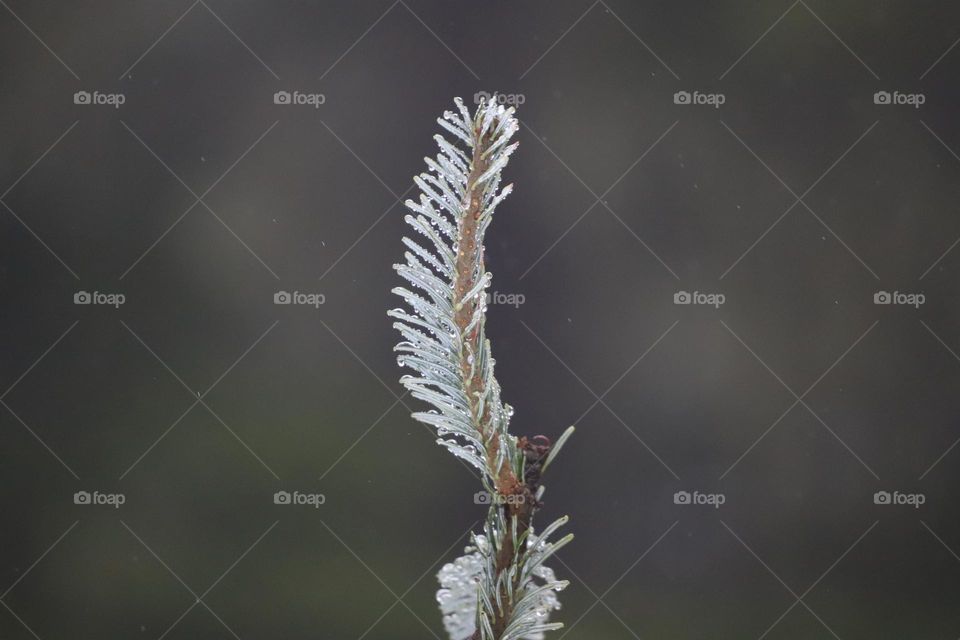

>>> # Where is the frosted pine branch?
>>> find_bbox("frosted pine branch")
[390,97,574,640]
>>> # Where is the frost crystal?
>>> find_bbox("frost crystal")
[437,542,486,640]
[437,535,565,640]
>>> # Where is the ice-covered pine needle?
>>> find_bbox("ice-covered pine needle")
[390,96,573,640]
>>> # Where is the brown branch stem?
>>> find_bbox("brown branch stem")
[455,121,533,640]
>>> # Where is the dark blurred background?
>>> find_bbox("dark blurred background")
[2,1,960,638]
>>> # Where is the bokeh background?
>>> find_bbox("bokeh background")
[2,1,960,638]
